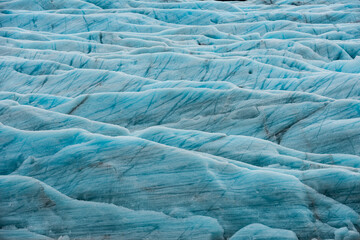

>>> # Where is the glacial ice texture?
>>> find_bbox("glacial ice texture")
[0,0,360,239]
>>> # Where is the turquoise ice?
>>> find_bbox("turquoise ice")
[0,0,360,239]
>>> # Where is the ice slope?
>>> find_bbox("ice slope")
[0,0,360,239]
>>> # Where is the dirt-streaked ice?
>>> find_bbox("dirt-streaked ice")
[0,0,359,239]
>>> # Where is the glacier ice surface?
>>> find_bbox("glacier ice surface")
[0,0,360,239]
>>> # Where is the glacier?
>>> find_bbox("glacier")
[0,0,360,239]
